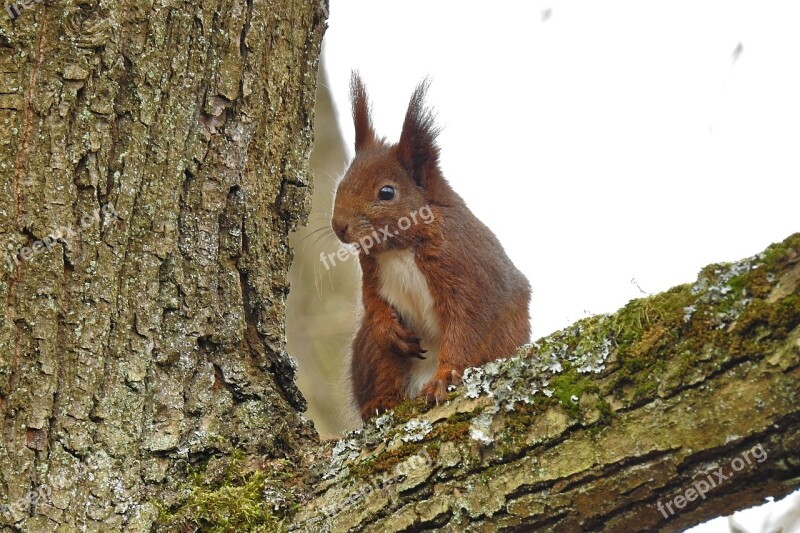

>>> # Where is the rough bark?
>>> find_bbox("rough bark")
[292,234,800,532]
[2,1,799,531]
[0,1,325,530]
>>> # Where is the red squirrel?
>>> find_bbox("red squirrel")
[332,73,531,421]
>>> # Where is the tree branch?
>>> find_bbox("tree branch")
[292,233,800,532]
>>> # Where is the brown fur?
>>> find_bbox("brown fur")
[333,72,531,421]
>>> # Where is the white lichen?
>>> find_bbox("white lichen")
[324,436,362,480]
[373,413,394,432]
[463,366,493,399]
[574,337,612,374]
[469,409,497,445]
[401,419,432,443]
[690,253,763,328]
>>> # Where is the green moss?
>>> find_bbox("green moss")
[501,403,540,434]
[596,398,613,424]
[391,397,428,423]
[745,267,774,299]
[427,412,473,443]
[609,233,800,407]
[727,272,748,292]
[734,294,800,340]
[155,453,298,532]
[157,472,280,532]
[620,286,689,338]
[494,403,545,456]
[527,237,796,412]
[551,367,598,419]
[761,234,798,267]
[348,443,420,479]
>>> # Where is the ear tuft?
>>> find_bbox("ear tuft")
[397,78,441,188]
[350,71,377,152]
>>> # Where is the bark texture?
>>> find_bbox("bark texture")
[0,1,325,530]
[292,234,800,532]
[2,2,799,532]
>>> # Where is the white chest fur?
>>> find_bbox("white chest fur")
[375,249,441,398]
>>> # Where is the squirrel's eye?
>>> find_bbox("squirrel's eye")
[378,185,395,201]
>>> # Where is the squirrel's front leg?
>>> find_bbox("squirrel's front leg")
[361,256,426,360]
[418,297,471,405]
[351,314,413,421]
[352,257,423,420]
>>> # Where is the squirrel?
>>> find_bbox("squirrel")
[331,72,531,421]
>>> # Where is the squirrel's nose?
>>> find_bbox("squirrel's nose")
[332,219,349,242]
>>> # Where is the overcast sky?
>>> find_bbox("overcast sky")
[323,0,800,340]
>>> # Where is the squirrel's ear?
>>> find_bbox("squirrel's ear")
[351,71,376,152]
[396,78,441,189]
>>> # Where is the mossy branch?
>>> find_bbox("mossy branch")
[291,233,800,532]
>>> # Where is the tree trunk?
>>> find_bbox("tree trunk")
[291,234,800,532]
[0,1,325,530]
[2,2,799,532]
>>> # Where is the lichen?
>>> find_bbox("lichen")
[401,419,433,442]
[323,435,362,480]
[469,409,497,445]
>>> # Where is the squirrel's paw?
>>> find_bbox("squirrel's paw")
[388,311,426,359]
[421,368,462,406]
[360,397,399,421]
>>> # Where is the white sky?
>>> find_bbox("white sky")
[322,1,800,529]
[323,0,800,340]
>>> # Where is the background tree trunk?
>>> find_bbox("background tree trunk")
[287,62,358,437]
[0,1,325,530]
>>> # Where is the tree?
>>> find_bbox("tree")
[1,2,798,532]
[1,1,325,530]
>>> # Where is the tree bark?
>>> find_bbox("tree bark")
[291,234,800,532]
[2,2,799,532]
[0,1,325,530]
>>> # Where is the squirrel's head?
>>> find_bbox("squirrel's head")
[332,72,445,252]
